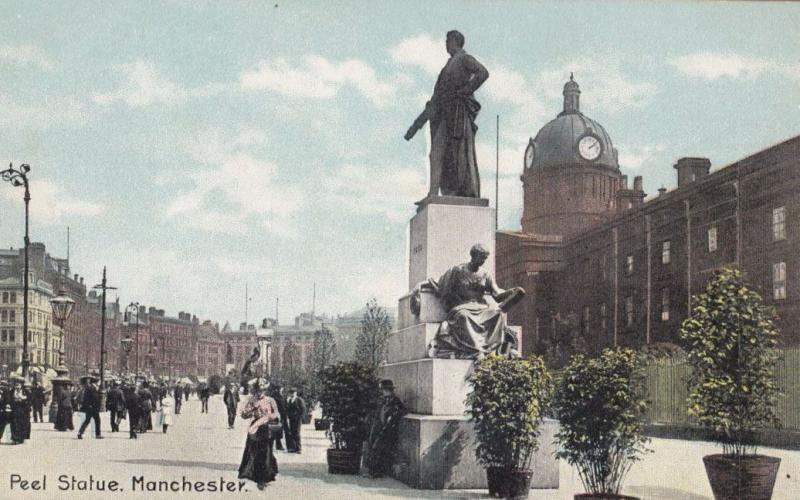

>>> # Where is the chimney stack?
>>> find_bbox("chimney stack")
[674,157,711,188]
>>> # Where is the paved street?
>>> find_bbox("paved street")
[0,396,798,500]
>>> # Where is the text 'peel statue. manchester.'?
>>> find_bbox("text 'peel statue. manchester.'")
[416,244,526,361]
[404,30,489,198]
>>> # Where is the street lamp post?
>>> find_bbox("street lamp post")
[121,336,133,373]
[92,267,116,404]
[1,163,31,379]
[50,288,75,424]
[125,302,140,380]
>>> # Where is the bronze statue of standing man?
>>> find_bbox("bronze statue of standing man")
[404,30,489,199]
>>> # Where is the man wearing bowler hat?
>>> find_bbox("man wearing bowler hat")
[77,374,103,439]
[364,379,407,478]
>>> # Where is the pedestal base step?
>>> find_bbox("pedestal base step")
[391,414,560,490]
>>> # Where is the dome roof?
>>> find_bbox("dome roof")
[527,76,619,172]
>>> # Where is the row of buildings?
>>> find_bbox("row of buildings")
[0,242,375,380]
[496,76,799,361]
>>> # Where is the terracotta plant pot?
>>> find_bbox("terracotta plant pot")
[703,454,780,500]
[326,448,362,475]
[486,467,533,499]
[574,494,639,500]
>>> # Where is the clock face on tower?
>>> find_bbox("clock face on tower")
[577,134,602,161]
[524,138,536,169]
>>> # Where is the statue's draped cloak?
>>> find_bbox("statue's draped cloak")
[429,263,518,359]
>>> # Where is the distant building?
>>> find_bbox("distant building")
[497,76,800,361]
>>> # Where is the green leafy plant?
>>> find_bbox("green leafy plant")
[680,267,781,456]
[466,354,551,471]
[318,361,379,451]
[553,347,650,496]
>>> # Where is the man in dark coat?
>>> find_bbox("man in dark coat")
[123,384,140,439]
[199,384,210,413]
[77,375,103,439]
[365,379,407,478]
[30,381,46,423]
[173,384,183,414]
[106,381,125,432]
[285,388,306,453]
[223,382,239,429]
[138,382,153,432]
[269,384,287,450]
[0,380,11,441]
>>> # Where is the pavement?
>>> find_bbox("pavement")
[0,396,798,499]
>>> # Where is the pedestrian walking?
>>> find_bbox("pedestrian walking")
[285,388,306,453]
[107,380,125,432]
[173,384,182,414]
[123,383,141,439]
[0,380,11,441]
[30,381,45,423]
[76,375,102,440]
[54,383,74,432]
[364,379,407,478]
[269,384,287,450]
[138,382,154,432]
[200,384,210,413]
[238,378,279,490]
[224,382,239,429]
[158,393,174,433]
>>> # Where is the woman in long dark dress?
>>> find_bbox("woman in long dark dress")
[138,383,153,432]
[10,379,30,444]
[55,385,75,431]
[238,379,280,490]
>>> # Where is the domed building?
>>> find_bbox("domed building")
[521,75,632,239]
[497,76,800,361]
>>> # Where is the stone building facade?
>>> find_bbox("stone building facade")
[497,77,800,361]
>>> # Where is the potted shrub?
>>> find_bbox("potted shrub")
[680,267,781,500]
[466,353,551,499]
[553,347,650,500]
[318,362,379,474]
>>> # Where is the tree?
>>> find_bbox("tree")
[680,267,781,456]
[354,298,392,371]
[306,327,337,410]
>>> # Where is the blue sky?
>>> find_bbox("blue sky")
[0,1,798,325]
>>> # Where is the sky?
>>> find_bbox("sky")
[0,1,798,326]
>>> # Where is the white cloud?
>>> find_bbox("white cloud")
[0,44,53,69]
[2,179,103,222]
[322,163,426,223]
[240,55,395,107]
[670,51,800,81]
[165,129,304,237]
[536,59,657,116]
[617,144,667,170]
[389,34,447,75]
[0,93,85,130]
[94,60,187,107]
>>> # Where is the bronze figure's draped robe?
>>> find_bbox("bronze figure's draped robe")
[427,263,523,360]
[409,49,488,198]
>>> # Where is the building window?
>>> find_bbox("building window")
[9,311,15,323]
[661,288,670,322]
[9,292,15,304]
[626,255,634,275]
[772,207,786,242]
[625,296,634,327]
[662,241,671,265]
[0,311,5,322]
[1,292,7,304]
[583,306,590,334]
[773,262,787,300]
[9,331,14,343]
[708,226,718,252]
[600,303,607,331]
[1,330,5,342]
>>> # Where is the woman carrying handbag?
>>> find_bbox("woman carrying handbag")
[238,378,280,490]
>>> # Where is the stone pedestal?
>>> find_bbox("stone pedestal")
[408,197,495,290]
[382,197,559,491]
